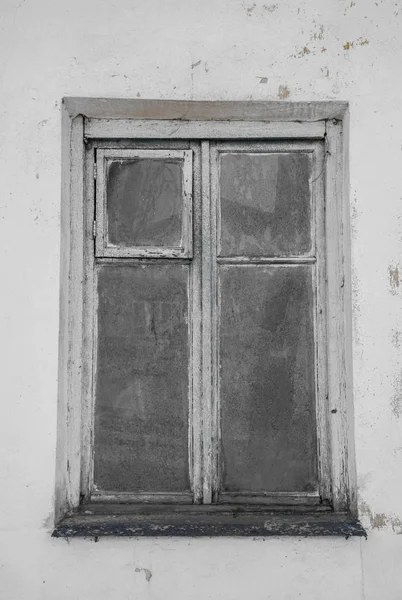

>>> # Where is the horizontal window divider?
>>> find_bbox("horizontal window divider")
[90,492,193,504]
[217,257,317,265]
[218,492,324,506]
[95,257,192,265]
[85,119,326,140]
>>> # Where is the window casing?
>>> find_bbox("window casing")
[54,99,364,537]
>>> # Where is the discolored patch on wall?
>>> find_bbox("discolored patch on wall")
[344,38,370,50]
[263,3,278,12]
[389,264,400,295]
[391,329,402,348]
[277,85,290,99]
[359,500,402,533]
[391,371,402,419]
[135,568,153,582]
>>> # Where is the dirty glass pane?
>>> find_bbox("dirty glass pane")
[106,159,182,247]
[220,153,312,256]
[219,265,317,493]
[94,263,189,492]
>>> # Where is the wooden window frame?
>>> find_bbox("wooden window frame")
[53,98,365,538]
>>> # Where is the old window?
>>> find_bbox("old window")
[54,99,365,537]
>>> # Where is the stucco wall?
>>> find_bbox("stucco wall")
[1,0,402,598]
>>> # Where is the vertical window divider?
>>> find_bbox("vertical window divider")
[201,140,218,504]
[190,142,203,504]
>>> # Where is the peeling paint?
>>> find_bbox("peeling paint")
[191,60,201,69]
[359,501,402,533]
[277,85,290,99]
[257,76,268,84]
[344,38,369,50]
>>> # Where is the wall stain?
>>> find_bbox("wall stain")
[321,47,327,53]
[135,568,152,582]
[310,23,324,41]
[389,264,400,295]
[359,500,402,533]
[277,85,290,99]
[244,2,256,16]
[391,329,401,348]
[391,371,402,419]
[344,38,370,50]
[263,3,278,12]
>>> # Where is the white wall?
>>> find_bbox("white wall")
[1,0,402,598]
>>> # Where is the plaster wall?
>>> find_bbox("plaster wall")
[1,0,402,598]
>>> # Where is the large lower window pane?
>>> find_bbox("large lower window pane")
[219,265,317,493]
[94,263,190,493]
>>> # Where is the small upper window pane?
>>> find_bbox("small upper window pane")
[219,152,312,257]
[96,149,192,257]
[107,158,182,248]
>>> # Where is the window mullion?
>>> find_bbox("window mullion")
[200,140,219,503]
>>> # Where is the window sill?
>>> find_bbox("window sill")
[52,504,366,538]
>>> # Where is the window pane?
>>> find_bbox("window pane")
[220,153,312,257]
[107,159,182,248]
[94,264,189,493]
[219,265,317,493]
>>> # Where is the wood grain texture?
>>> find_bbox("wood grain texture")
[55,113,85,520]
[85,119,325,139]
[325,117,356,514]
[62,97,347,122]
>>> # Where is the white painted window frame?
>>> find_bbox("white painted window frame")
[55,98,358,535]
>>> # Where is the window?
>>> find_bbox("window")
[54,99,365,537]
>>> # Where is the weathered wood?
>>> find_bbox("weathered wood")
[53,506,366,538]
[218,492,322,506]
[55,112,85,521]
[57,100,356,529]
[62,97,348,122]
[90,492,193,504]
[201,140,213,504]
[80,146,96,500]
[218,257,316,264]
[85,119,325,140]
[190,143,203,504]
[312,141,332,504]
[325,117,356,514]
